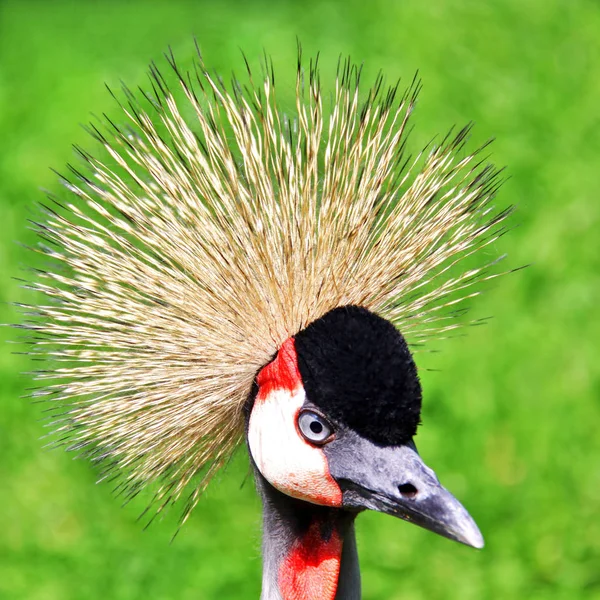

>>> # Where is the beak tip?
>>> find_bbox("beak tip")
[468,532,485,550]
[456,520,485,549]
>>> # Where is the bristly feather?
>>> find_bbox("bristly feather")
[23,46,511,526]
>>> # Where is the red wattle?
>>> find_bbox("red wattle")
[278,519,342,600]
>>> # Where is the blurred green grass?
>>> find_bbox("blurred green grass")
[1,0,600,598]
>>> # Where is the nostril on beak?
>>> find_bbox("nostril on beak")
[398,483,418,499]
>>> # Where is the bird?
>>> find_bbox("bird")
[25,46,510,600]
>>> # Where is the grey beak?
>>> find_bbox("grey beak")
[325,433,484,549]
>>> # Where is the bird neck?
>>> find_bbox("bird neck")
[255,471,361,600]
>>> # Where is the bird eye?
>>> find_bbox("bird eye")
[297,410,334,445]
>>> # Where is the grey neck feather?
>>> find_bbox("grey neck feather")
[254,471,361,600]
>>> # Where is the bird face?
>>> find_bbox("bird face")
[247,340,343,507]
[247,306,483,548]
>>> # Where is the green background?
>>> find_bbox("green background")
[1,1,599,598]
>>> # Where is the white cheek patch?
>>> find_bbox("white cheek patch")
[248,387,342,507]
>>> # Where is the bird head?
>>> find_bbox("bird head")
[25,49,508,551]
[247,305,483,548]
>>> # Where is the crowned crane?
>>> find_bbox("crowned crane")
[26,48,509,600]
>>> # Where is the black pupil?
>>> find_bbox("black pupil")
[309,420,323,434]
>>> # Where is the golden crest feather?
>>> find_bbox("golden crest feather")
[26,47,510,524]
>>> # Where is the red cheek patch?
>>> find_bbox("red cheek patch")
[256,337,301,397]
[278,519,342,600]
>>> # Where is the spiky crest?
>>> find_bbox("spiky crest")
[24,47,510,525]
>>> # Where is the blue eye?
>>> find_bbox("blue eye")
[297,410,333,445]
